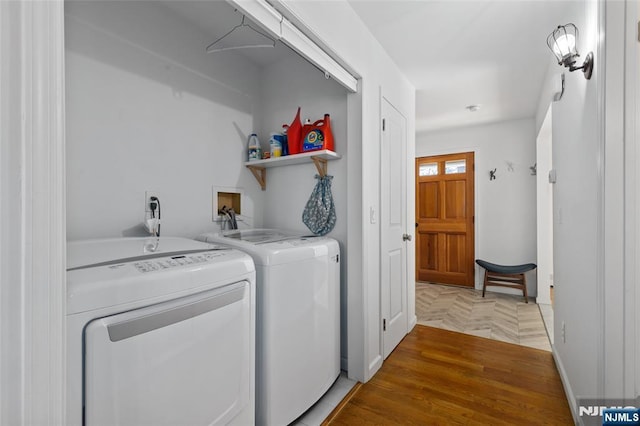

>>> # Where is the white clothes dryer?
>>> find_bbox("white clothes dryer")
[66,237,256,426]
[198,229,340,426]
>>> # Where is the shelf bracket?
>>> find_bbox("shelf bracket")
[246,165,266,191]
[312,157,328,177]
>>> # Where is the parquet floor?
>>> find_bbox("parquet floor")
[325,325,573,425]
[416,282,551,351]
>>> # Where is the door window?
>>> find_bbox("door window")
[445,159,466,174]
[419,162,438,176]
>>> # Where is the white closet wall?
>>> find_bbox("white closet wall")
[257,52,349,365]
[65,1,265,239]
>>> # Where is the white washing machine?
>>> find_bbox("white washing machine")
[66,237,256,426]
[198,229,340,426]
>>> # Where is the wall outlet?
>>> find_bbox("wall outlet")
[144,191,158,213]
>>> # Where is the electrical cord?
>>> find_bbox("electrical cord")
[150,196,161,237]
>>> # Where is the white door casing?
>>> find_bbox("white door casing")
[380,96,408,359]
[536,105,554,305]
[0,0,66,424]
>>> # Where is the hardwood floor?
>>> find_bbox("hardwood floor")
[326,325,573,425]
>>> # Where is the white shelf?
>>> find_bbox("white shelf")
[244,149,341,190]
[244,149,340,168]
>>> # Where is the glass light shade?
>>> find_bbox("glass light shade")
[547,23,579,65]
[552,33,576,58]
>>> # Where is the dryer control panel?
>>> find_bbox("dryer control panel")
[133,252,227,273]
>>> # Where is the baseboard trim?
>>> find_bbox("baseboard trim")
[408,314,417,331]
[551,345,578,424]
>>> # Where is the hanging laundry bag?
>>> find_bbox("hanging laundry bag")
[302,175,336,236]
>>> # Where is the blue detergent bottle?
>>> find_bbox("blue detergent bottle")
[281,125,289,156]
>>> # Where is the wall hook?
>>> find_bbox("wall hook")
[530,163,537,176]
[489,168,497,181]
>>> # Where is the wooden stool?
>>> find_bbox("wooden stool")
[475,259,537,303]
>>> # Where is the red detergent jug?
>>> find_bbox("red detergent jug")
[302,114,334,152]
[286,107,302,155]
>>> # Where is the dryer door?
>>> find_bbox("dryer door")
[83,281,254,426]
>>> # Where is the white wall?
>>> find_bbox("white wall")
[532,0,627,418]
[550,2,601,412]
[65,1,266,240]
[274,0,416,381]
[416,118,538,296]
[257,53,348,240]
[628,0,640,402]
[256,50,349,366]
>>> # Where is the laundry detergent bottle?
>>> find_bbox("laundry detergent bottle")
[302,113,334,152]
[321,114,334,151]
[281,125,289,156]
[247,133,262,161]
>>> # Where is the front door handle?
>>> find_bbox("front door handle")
[403,234,412,242]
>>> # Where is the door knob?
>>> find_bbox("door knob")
[403,234,412,241]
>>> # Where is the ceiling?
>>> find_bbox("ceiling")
[162,0,575,134]
[348,0,575,133]
[161,0,294,67]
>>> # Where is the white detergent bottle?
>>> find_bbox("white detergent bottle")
[247,133,262,161]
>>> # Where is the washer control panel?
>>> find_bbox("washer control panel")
[133,252,226,273]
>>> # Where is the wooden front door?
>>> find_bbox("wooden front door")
[416,152,474,286]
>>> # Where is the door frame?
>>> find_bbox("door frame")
[415,148,480,289]
[536,105,553,305]
[0,1,67,424]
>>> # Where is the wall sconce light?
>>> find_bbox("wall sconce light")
[546,23,593,80]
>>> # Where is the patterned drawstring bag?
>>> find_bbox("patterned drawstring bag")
[302,175,336,236]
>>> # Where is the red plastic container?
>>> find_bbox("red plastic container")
[286,107,302,155]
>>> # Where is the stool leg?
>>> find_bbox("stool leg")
[522,273,528,303]
[482,269,488,298]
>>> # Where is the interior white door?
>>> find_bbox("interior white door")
[381,96,408,359]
